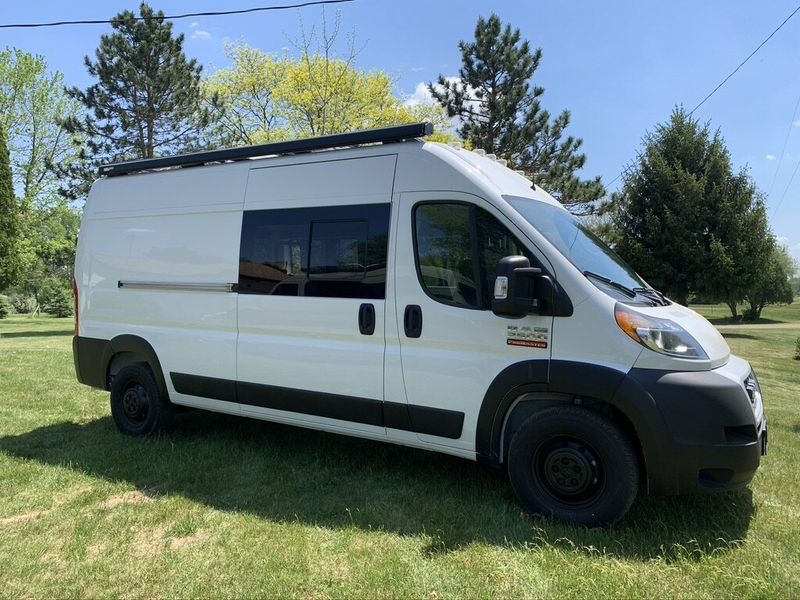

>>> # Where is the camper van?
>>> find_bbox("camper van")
[72,123,767,526]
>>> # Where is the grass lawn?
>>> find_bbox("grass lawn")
[690,298,800,325]
[0,311,799,598]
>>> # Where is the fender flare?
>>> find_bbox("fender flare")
[106,334,170,400]
[475,360,669,488]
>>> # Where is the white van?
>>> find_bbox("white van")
[73,123,767,526]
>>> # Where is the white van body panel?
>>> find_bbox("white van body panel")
[77,168,245,409]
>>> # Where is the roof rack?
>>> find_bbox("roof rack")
[98,122,434,177]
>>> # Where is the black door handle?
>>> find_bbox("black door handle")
[358,303,375,335]
[404,304,422,338]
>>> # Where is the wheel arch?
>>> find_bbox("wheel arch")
[105,335,170,401]
[476,360,657,488]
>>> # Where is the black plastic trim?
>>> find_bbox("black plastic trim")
[100,122,433,176]
[476,359,765,496]
[171,373,236,403]
[73,335,170,402]
[169,372,464,439]
[73,336,110,389]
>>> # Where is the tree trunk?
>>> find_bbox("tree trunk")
[726,301,738,319]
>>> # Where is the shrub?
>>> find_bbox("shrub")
[795,337,800,361]
[37,278,73,318]
[0,294,10,319]
[8,292,36,314]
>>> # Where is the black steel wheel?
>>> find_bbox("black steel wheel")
[110,364,173,436]
[507,406,639,527]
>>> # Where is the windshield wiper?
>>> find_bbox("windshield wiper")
[582,271,637,299]
[633,287,670,306]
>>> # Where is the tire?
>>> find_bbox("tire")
[110,364,173,436]
[507,405,639,527]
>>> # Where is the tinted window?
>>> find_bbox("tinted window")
[414,203,534,310]
[239,204,390,299]
[415,204,478,308]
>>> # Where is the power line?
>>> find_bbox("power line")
[0,0,355,29]
[605,4,800,192]
[689,3,800,115]
[773,156,800,216]
[766,88,800,198]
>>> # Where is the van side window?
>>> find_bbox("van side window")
[414,202,534,310]
[239,204,390,299]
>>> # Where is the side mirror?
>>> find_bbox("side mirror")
[491,256,553,318]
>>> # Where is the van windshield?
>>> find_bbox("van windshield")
[506,196,651,297]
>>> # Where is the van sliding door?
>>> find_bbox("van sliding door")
[236,155,396,434]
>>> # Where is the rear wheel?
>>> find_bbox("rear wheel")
[507,406,638,527]
[110,364,173,436]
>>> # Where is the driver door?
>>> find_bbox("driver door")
[391,192,554,452]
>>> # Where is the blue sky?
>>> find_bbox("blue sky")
[3,0,800,260]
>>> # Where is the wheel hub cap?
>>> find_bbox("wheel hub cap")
[122,384,149,424]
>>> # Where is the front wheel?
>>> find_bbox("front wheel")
[507,406,639,527]
[110,364,173,436]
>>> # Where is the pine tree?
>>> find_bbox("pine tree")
[65,2,215,165]
[0,124,22,290]
[613,108,774,310]
[430,14,604,214]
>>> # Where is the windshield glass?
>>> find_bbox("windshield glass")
[506,196,647,291]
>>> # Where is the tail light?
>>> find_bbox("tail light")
[73,278,79,336]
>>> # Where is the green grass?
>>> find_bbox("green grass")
[1,313,799,598]
[690,299,800,325]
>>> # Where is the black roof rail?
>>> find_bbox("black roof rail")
[98,122,434,177]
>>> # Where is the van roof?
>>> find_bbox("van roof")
[98,122,434,177]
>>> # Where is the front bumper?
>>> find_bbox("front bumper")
[617,356,766,495]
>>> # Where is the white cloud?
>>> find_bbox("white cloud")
[404,81,434,107]
[765,154,776,160]
[403,77,472,108]
[190,21,199,28]
[191,30,211,40]
[794,119,800,127]
[411,66,425,73]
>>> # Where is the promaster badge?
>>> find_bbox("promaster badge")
[507,325,549,349]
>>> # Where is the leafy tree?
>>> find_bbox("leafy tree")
[742,245,795,320]
[203,15,455,148]
[203,45,451,147]
[0,48,85,206]
[0,124,22,290]
[613,109,783,310]
[65,2,216,171]
[429,14,604,214]
[203,45,289,146]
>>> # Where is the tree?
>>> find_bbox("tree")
[203,45,289,146]
[743,245,795,320]
[429,14,604,214]
[65,2,215,167]
[203,12,455,149]
[0,48,85,206]
[0,124,22,290]
[613,108,777,309]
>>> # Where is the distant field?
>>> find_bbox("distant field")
[691,299,800,324]
[0,313,798,598]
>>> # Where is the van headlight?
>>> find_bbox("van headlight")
[614,304,708,359]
